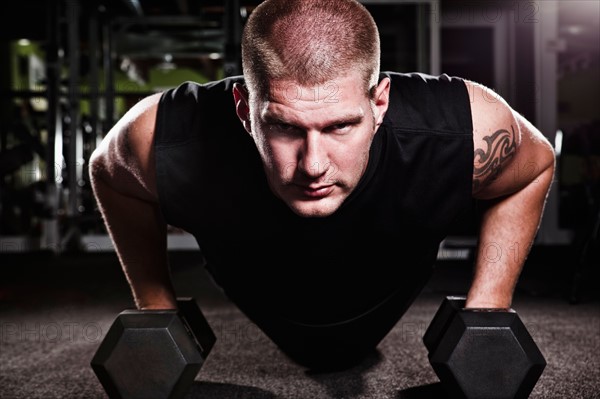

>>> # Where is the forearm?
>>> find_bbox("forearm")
[466,165,554,308]
[91,176,177,310]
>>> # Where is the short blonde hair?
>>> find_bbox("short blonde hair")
[241,0,381,99]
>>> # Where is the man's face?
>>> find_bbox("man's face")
[234,71,390,217]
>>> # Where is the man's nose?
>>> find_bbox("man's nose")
[298,131,330,179]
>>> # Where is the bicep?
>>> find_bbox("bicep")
[467,80,555,199]
[89,92,163,202]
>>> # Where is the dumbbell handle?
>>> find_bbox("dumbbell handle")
[463,307,515,313]
[176,297,217,357]
[423,296,465,353]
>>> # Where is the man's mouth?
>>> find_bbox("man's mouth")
[293,183,335,198]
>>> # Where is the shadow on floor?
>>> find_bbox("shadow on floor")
[303,348,384,399]
[396,382,448,398]
[188,381,279,399]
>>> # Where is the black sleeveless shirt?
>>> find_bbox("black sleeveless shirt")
[154,72,474,325]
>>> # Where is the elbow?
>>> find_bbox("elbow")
[537,143,556,196]
[88,148,108,189]
[542,139,557,181]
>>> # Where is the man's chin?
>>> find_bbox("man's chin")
[286,198,342,218]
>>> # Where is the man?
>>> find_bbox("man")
[89,0,555,372]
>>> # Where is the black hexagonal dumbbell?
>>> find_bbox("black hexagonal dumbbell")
[91,297,216,399]
[423,296,546,399]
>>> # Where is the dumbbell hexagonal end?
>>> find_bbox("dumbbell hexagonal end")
[91,310,205,399]
[429,309,546,399]
[507,313,547,399]
[423,296,466,353]
[177,297,216,358]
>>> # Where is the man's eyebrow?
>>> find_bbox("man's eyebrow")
[261,112,364,127]
[326,114,364,126]
[262,113,290,124]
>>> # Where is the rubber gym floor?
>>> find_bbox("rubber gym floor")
[1,246,598,399]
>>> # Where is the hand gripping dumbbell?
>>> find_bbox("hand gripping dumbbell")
[91,297,216,399]
[423,296,546,399]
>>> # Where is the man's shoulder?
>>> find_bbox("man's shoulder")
[156,75,244,125]
[154,76,245,145]
[381,71,467,92]
[380,71,472,134]
[160,76,245,105]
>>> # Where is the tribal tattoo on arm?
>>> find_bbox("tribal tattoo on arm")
[473,126,517,191]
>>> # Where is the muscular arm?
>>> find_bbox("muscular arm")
[465,81,556,308]
[89,93,177,310]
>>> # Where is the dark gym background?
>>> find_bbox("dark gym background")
[1,1,598,398]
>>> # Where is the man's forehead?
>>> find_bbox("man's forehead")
[262,105,364,122]
[268,81,335,101]
[261,76,364,105]
[258,97,366,131]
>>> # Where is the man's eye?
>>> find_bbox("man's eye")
[328,123,351,133]
[274,123,298,132]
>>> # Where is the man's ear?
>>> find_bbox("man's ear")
[372,77,390,129]
[233,82,252,134]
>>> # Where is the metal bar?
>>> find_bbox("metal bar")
[507,7,517,106]
[43,0,62,252]
[429,0,440,75]
[533,0,572,245]
[0,233,199,253]
[223,0,242,77]
[103,22,115,132]
[0,38,10,236]
[112,16,218,27]
[89,8,100,149]
[81,232,198,252]
[61,0,84,252]
[0,41,9,155]
[416,3,428,73]
[1,90,158,98]
[67,0,81,219]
